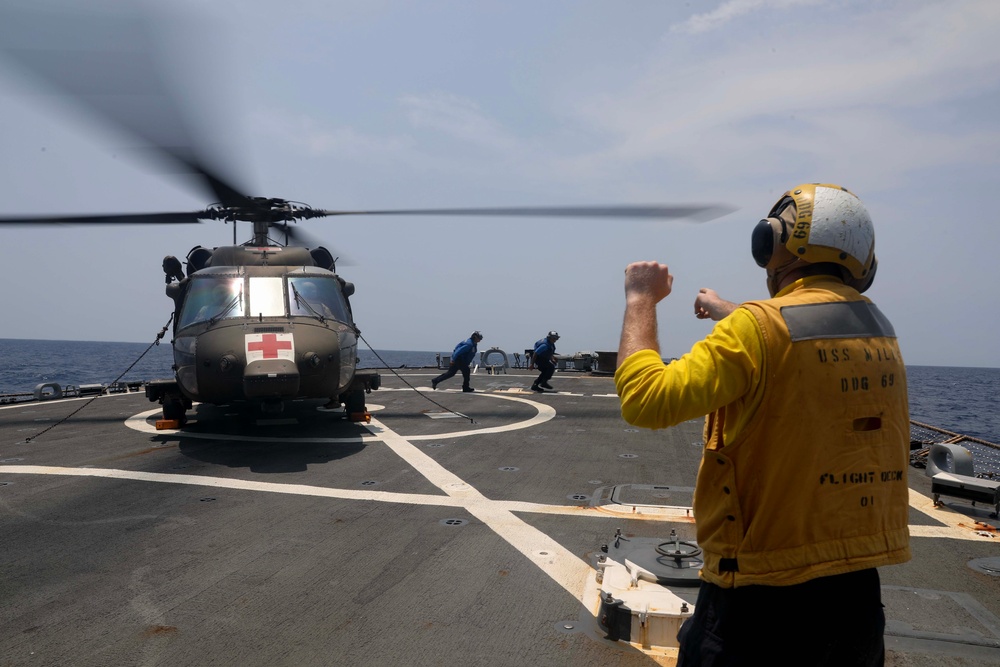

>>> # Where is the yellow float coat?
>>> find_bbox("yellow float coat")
[616,277,911,587]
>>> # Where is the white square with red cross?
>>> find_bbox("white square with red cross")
[245,333,295,363]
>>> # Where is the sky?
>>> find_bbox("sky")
[1,0,998,368]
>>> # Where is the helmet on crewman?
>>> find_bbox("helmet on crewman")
[751,183,877,296]
[547,331,560,340]
[471,331,484,342]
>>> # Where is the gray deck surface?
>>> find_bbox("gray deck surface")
[1,368,998,666]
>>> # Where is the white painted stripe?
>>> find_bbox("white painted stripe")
[346,417,592,599]
[0,392,137,411]
[124,392,556,442]
[0,465,644,519]
[906,487,997,541]
[426,412,466,419]
[123,408,382,443]
[0,465,459,505]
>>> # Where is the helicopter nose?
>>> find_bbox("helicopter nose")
[243,358,300,399]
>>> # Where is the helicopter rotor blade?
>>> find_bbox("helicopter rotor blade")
[272,222,355,265]
[0,4,253,209]
[0,212,206,226]
[311,204,736,223]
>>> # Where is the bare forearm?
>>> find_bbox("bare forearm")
[618,261,673,367]
[618,296,660,364]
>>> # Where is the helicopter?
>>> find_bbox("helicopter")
[0,4,733,425]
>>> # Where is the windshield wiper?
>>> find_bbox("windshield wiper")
[290,283,327,323]
[208,289,242,325]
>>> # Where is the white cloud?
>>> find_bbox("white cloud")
[249,110,412,160]
[561,1,1000,192]
[671,0,825,34]
[399,92,524,155]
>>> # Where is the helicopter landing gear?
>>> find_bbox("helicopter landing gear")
[145,379,190,428]
[341,389,371,423]
[162,397,187,423]
[333,369,379,423]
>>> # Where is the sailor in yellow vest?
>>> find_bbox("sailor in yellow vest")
[615,184,909,666]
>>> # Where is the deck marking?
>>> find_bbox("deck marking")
[0,465,467,506]
[124,392,556,442]
[350,416,592,600]
[0,465,988,543]
[0,465,620,518]
[425,411,466,419]
[906,487,1000,540]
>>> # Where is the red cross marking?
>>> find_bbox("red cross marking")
[248,333,292,359]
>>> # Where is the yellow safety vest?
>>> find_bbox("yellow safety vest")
[697,281,911,587]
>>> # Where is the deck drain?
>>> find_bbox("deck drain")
[618,453,639,459]
[0,481,12,487]
[440,518,468,527]
[200,497,216,502]
[360,480,379,487]
[567,494,590,502]
[426,443,446,448]
[499,466,519,472]
[624,428,639,433]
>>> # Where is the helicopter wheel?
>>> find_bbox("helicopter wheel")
[342,390,371,423]
[162,398,187,424]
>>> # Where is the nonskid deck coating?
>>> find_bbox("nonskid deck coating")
[1,368,998,666]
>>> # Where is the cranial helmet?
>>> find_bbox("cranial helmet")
[472,331,483,341]
[751,183,877,293]
[547,331,560,340]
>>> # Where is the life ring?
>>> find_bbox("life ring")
[481,347,509,368]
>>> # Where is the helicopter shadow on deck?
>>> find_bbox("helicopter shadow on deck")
[155,400,369,474]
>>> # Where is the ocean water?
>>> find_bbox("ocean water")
[0,339,439,395]
[1,339,998,443]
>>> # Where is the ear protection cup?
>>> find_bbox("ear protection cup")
[751,217,784,268]
[848,256,877,294]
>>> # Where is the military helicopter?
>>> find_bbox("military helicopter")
[0,4,733,424]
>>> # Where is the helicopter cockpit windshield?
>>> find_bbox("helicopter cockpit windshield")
[288,276,350,323]
[178,277,244,329]
[177,274,350,330]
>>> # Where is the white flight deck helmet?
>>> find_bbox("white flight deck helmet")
[751,183,877,296]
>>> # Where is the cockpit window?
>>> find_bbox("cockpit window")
[178,277,244,329]
[288,276,350,322]
[248,277,286,319]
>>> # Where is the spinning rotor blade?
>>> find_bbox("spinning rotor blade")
[0,4,252,209]
[314,204,735,223]
[0,212,206,225]
[272,222,355,265]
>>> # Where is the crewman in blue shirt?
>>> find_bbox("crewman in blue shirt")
[432,331,483,392]
[531,331,560,392]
